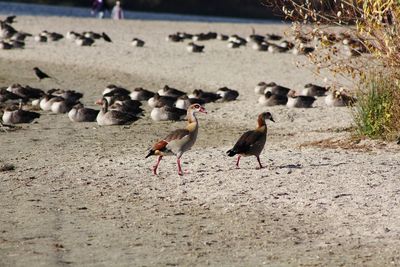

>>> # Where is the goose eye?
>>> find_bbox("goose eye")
[194,104,200,109]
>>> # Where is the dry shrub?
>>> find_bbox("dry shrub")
[264,0,400,140]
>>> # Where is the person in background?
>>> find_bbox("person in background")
[111,1,124,20]
[91,0,106,19]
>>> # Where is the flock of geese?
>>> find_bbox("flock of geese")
[255,81,357,108]
[0,15,365,175]
[0,79,240,126]
[1,14,368,59]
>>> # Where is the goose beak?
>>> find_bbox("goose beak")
[270,117,275,122]
[199,106,207,114]
[95,98,103,105]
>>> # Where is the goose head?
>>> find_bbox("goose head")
[188,103,207,114]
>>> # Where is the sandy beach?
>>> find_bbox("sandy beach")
[1,16,400,266]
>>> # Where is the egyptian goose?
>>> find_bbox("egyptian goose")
[217,33,228,41]
[148,93,177,108]
[228,35,247,45]
[49,89,83,103]
[268,44,289,53]
[158,85,186,98]
[187,42,204,53]
[252,41,269,51]
[50,97,77,114]
[254,82,268,95]
[279,40,295,49]
[263,82,291,96]
[2,103,40,124]
[286,90,316,108]
[102,84,131,97]
[216,87,239,101]
[150,103,186,121]
[302,83,329,97]
[68,103,99,122]
[96,98,139,126]
[0,88,21,103]
[227,41,241,49]
[175,95,205,110]
[266,33,282,41]
[108,97,143,116]
[166,34,183,42]
[258,91,288,106]
[189,89,221,103]
[83,31,102,39]
[146,103,207,176]
[131,38,145,47]
[325,89,357,107]
[6,84,44,100]
[227,112,274,169]
[130,87,155,101]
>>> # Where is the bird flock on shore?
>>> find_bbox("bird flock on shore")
[1,15,363,175]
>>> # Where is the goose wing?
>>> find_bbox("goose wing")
[231,130,264,154]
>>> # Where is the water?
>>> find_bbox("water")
[0,1,281,24]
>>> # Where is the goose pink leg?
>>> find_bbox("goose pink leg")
[153,156,163,175]
[256,156,263,169]
[177,157,183,176]
[236,155,241,169]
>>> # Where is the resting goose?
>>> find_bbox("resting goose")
[0,88,21,103]
[148,93,177,108]
[68,103,99,122]
[302,83,329,97]
[252,41,269,51]
[286,90,316,108]
[131,38,145,47]
[187,42,204,53]
[108,98,143,116]
[130,87,155,101]
[39,94,58,111]
[263,82,291,96]
[2,103,40,124]
[175,95,205,110]
[325,89,357,107]
[158,85,186,98]
[102,84,131,97]
[258,91,288,106]
[268,44,289,53]
[227,112,274,169]
[146,104,207,176]
[7,84,44,100]
[96,98,139,126]
[50,97,76,114]
[254,82,267,95]
[216,87,239,101]
[189,89,221,103]
[151,103,186,121]
[49,89,83,103]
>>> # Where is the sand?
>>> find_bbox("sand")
[1,16,400,266]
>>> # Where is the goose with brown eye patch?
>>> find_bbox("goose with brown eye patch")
[146,104,207,176]
[227,112,274,169]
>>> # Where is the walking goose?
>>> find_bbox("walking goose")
[145,104,207,176]
[227,112,274,169]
